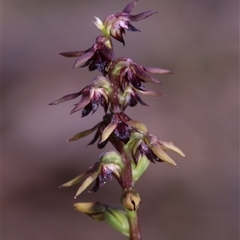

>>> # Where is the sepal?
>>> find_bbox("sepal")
[74,202,130,237]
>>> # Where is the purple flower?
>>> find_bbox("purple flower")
[49,76,112,117]
[60,151,123,198]
[130,133,186,166]
[102,0,157,45]
[59,36,114,75]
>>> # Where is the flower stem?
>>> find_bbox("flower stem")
[127,210,142,240]
[119,143,142,239]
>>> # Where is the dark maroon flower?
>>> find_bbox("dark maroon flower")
[100,112,148,145]
[60,151,123,198]
[109,58,171,92]
[128,132,186,166]
[120,85,148,110]
[67,114,112,149]
[49,76,112,118]
[66,112,147,148]
[59,35,114,75]
[102,0,157,45]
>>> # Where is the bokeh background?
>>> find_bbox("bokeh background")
[3,0,239,239]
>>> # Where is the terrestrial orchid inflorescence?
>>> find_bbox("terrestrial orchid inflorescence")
[50,1,185,239]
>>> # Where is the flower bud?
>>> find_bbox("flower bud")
[121,188,141,211]
[74,202,130,237]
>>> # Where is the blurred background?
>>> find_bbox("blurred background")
[3,0,239,239]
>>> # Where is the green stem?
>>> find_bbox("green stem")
[127,210,142,240]
[121,145,142,239]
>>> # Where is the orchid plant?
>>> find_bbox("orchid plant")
[50,1,185,239]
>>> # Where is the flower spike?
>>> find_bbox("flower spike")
[51,1,185,239]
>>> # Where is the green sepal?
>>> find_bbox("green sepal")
[59,172,88,188]
[132,155,150,183]
[100,151,122,165]
[74,202,106,221]
[74,202,130,237]
[104,207,130,237]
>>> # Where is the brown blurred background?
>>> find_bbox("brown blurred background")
[3,0,239,239]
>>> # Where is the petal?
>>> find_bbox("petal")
[59,51,86,57]
[124,118,148,134]
[67,122,101,142]
[97,139,109,149]
[98,42,115,62]
[93,17,105,31]
[88,61,97,71]
[73,50,95,68]
[145,135,177,166]
[99,114,119,143]
[60,172,88,187]
[159,141,186,157]
[91,100,99,114]
[128,96,138,107]
[128,11,157,21]
[123,0,138,13]
[49,91,82,105]
[75,171,99,198]
[126,22,140,32]
[111,28,125,45]
[132,64,161,84]
[136,89,164,97]
[134,93,148,106]
[88,176,101,193]
[81,103,93,117]
[150,144,177,166]
[114,121,131,144]
[130,77,147,91]
[80,57,93,68]
[105,163,122,178]
[144,67,172,74]
[70,96,91,114]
